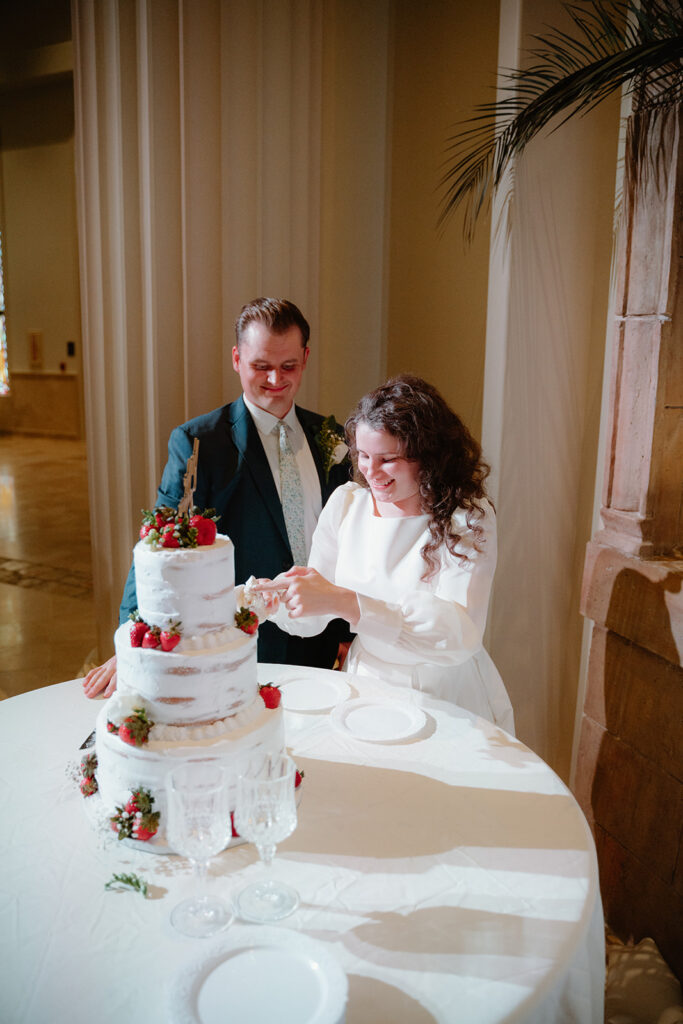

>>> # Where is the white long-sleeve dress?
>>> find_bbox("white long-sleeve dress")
[270,482,514,734]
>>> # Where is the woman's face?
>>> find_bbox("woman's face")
[355,423,422,516]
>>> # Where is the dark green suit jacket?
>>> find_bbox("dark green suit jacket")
[119,396,352,668]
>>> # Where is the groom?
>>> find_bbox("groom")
[83,297,351,698]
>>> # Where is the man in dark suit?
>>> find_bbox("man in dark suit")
[83,297,350,698]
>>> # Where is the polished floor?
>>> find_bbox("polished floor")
[0,434,97,699]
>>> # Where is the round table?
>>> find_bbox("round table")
[0,666,604,1023]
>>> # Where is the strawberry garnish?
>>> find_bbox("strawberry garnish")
[79,752,98,797]
[295,768,304,789]
[110,788,159,841]
[117,707,154,747]
[129,611,148,647]
[160,621,182,652]
[190,514,217,546]
[258,682,281,709]
[141,626,161,649]
[80,775,98,797]
[235,607,258,635]
[132,817,159,842]
[160,523,180,548]
[154,506,176,529]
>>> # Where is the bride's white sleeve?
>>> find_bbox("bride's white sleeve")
[268,485,351,638]
[354,502,498,665]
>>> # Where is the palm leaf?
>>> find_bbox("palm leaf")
[439,0,683,239]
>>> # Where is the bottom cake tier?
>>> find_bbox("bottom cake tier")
[93,696,284,844]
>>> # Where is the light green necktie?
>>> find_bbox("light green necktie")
[276,421,307,566]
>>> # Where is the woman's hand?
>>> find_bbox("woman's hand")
[254,567,360,626]
[82,655,118,699]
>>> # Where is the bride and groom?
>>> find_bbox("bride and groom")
[83,296,513,734]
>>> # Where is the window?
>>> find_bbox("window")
[0,229,8,395]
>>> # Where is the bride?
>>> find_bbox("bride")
[248,374,514,733]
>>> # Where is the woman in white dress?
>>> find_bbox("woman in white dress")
[252,375,514,733]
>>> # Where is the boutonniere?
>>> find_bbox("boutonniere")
[314,415,349,482]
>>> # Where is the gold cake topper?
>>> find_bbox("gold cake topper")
[177,438,199,515]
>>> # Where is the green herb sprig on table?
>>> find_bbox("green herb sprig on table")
[105,872,149,898]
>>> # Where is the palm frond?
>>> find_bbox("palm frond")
[439,0,683,240]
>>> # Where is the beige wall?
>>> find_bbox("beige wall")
[0,78,81,385]
[386,0,499,434]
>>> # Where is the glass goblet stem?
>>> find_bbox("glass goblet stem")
[191,857,209,888]
[257,843,276,869]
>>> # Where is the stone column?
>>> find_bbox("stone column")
[574,103,683,977]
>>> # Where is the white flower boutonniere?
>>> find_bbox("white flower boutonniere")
[315,415,349,482]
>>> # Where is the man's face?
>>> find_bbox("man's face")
[232,322,309,419]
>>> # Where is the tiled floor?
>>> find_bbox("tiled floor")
[0,434,97,699]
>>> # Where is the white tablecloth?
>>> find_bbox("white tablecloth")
[0,667,604,1024]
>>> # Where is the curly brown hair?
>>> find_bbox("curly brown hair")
[345,375,491,580]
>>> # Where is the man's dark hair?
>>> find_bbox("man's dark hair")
[234,297,310,348]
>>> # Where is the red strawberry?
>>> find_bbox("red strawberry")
[132,816,159,842]
[141,626,161,649]
[154,506,176,529]
[258,682,281,709]
[118,722,136,746]
[118,708,153,747]
[139,509,158,538]
[161,523,180,548]
[295,769,304,789]
[235,607,258,635]
[190,514,217,546]
[80,775,98,797]
[130,620,148,647]
[111,788,159,840]
[160,621,182,651]
[124,789,143,814]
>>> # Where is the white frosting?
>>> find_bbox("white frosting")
[105,691,150,726]
[95,698,285,831]
[114,623,256,724]
[134,533,236,635]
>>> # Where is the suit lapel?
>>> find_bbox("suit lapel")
[230,397,290,549]
[297,407,330,500]
[299,407,347,503]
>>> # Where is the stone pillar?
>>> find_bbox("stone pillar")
[575,103,683,978]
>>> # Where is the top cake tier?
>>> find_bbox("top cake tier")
[134,533,236,636]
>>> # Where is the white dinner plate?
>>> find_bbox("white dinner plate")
[168,926,348,1024]
[279,675,351,713]
[331,698,426,742]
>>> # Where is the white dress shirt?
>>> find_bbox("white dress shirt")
[243,394,322,560]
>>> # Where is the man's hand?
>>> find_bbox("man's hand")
[82,655,118,699]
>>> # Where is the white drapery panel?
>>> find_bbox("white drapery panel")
[71,0,390,656]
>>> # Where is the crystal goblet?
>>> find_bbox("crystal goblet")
[234,753,299,923]
[165,761,234,938]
